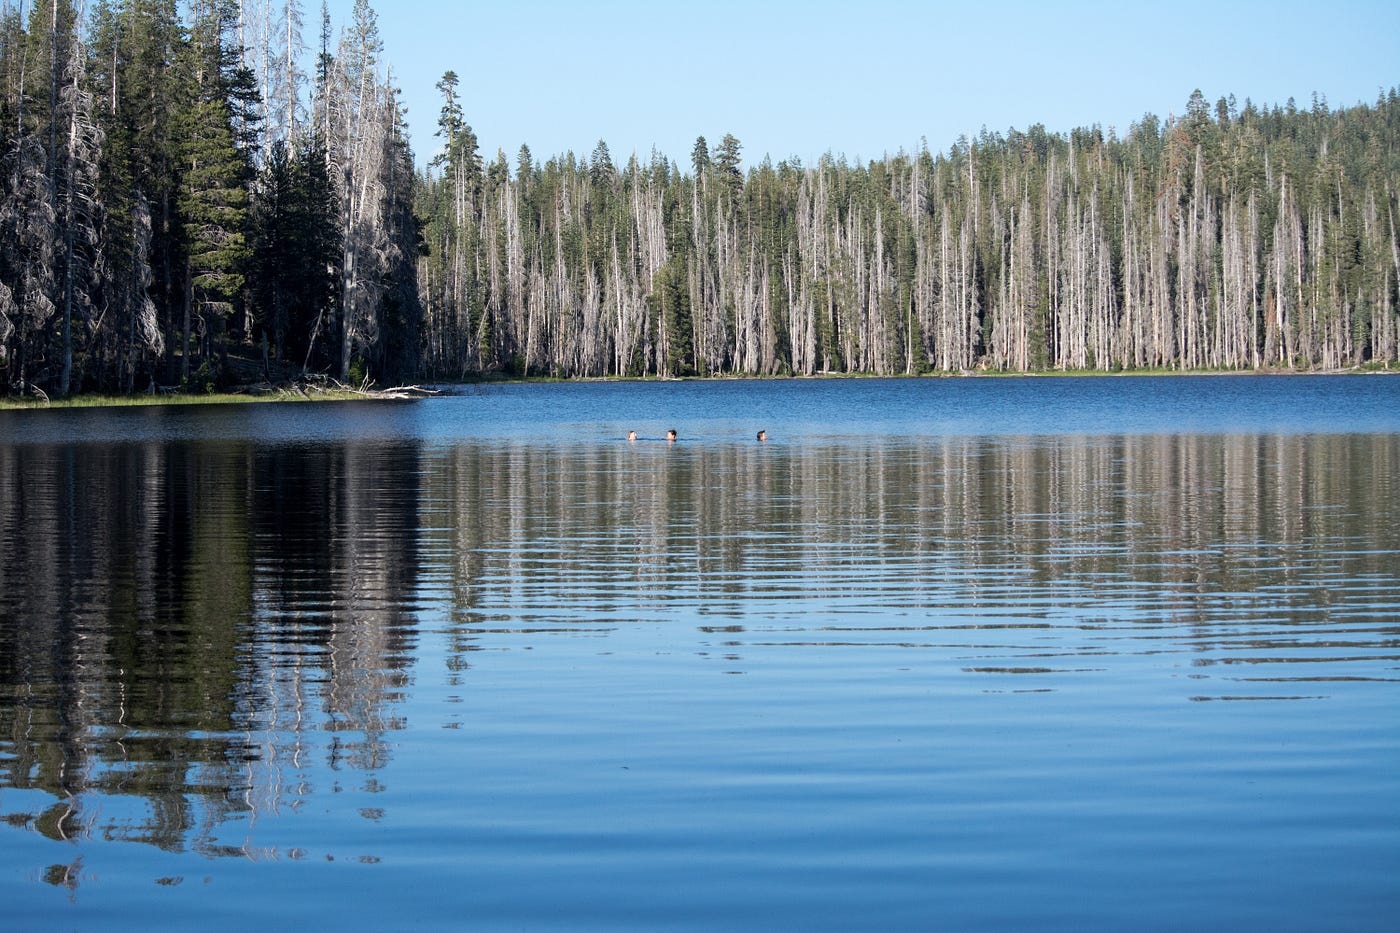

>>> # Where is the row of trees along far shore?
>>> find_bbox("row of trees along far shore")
[3,0,1398,396]
[421,87,1400,380]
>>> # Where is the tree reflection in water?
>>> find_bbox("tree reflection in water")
[1,431,1397,865]
[0,439,421,859]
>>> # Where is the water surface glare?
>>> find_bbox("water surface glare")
[1,376,1398,930]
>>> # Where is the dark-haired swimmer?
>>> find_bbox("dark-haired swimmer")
[756,429,768,441]
[627,430,637,442]
[666,429,677,442]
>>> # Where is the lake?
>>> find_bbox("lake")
[2,375,1398,930]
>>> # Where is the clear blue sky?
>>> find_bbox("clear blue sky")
[322,0,1400,169]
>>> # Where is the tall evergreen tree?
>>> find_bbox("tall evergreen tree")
[713,132,742,197]
[176,0,252,385]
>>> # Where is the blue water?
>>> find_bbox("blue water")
[5,373,1397,446]
[1,376,1397,930]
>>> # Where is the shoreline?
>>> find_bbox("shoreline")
[0,384,432,412]
[1,365,1393,411]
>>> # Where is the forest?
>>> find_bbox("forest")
[0,0,416,397]
[421,91,1400,379]
[2,0,1399,395]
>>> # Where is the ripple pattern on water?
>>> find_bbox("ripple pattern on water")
[2,381,1399,930]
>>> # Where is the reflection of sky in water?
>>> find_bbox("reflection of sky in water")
[1,380,1399,930]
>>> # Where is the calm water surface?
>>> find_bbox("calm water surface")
[1,376,1398,930]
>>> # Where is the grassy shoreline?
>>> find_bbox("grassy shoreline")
[2,365,1393,410]
[0,387,398,411]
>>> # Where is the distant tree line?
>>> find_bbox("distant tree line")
[0,0,419,397]
[3,1,1398,396]
[419,88,1400,378]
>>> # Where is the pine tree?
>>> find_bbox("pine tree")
[691,135,709,178]
[176,0,252,386]
[713,132,742,198]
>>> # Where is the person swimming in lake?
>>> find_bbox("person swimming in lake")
[667,429,677,442]
[627,430,637,442]
[756,429,767,441]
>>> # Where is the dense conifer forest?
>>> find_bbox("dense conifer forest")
[0,0,416,396]
[2,0,1398,395]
